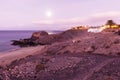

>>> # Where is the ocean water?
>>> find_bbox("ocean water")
[0,30,62,52]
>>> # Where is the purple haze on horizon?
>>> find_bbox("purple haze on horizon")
[0,0,120,30]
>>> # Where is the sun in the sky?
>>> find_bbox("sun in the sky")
[45,10,53,18]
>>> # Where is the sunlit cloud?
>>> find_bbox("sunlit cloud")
[33,11,120,25]
[31,11,120,30]
[92,11,120,17]
[85,11,120,25]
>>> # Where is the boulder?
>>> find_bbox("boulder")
[35,35,58,45]
[85,46,95,53]
[11,38,36,47]
[31,31,48,40]
[116,30,120,35]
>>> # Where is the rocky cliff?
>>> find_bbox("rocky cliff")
[0,29,120,80]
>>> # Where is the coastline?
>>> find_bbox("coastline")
[0,47,20,54]
[0,46,44,66]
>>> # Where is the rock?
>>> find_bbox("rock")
[11,40,23,45]
[116,30,120,35]
[11,31,49,47]
[11,30,88,47]
[11,38,36,47]
[12,31,49,47]
[35,35,58,45]
[85,46,95,53]
[31,31,48,40]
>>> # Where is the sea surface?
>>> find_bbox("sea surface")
[0,30,62,52]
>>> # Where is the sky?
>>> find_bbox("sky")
[0,0,120,30]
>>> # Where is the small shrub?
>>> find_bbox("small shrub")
[26,55,32,58]
[7,59,18,69]
[63,50,71,54]
[117,52,120,55]
[105,45,110,48]
[114,39,120,44]
[40,58,49,64]
[105,76,113,80]
[19,58,25,61]
[35,63,46,73]
[9,59,18,66]
[0,66,3,69]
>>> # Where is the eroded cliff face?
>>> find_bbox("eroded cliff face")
[1,29,120,80]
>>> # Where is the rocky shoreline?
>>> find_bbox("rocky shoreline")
[0,29,120,80]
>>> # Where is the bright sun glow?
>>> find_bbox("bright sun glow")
[45,10,52,18]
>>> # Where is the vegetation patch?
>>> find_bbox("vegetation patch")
[35,63,46,73]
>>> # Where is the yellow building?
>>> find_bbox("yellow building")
[72,26,89,30]
[101,24,120,31]
[110,25,120,28]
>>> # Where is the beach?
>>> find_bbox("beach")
[0,46,44,66]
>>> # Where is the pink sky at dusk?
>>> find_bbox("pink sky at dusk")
[0,0,120,30]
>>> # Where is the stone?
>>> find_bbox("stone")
[85,46,95,53]
[31,31,48,40]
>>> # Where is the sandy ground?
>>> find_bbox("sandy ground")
[0,46,44,66]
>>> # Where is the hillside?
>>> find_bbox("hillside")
[0,29,120,80]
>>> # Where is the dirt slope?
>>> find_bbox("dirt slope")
[0,30,120,80]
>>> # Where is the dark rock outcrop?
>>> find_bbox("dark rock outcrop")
[11,31,49,47]
[31,31,48,40]
[11,39,36,47]
[11,30,87,47]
